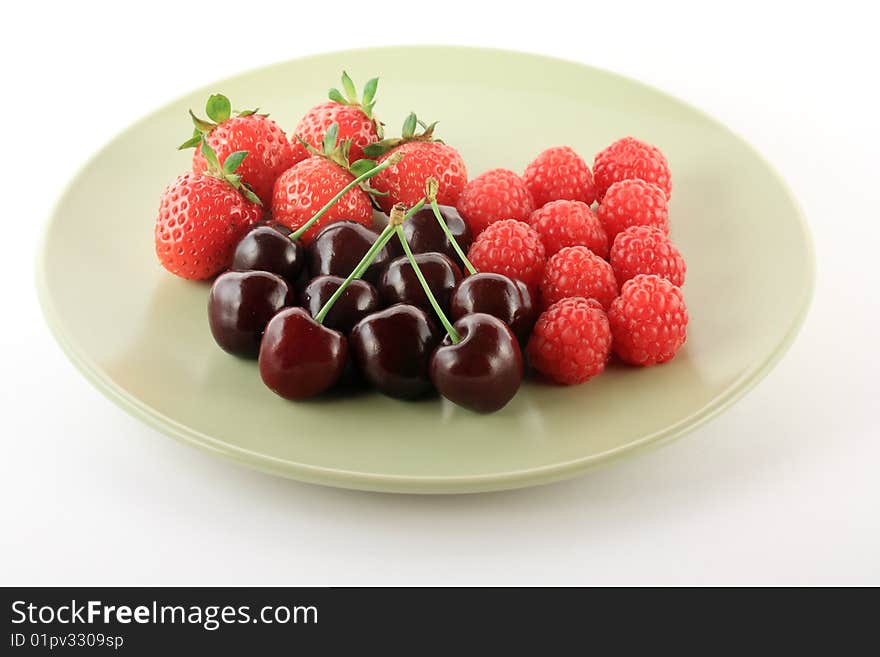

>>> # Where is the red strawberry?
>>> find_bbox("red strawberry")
[155,140,262,280]
[271,124,375,244]
[367,113,467,213]
[181,93,294,206]
[291,72,382,163]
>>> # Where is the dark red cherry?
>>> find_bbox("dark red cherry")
[208,271,294,358]
[378,252,463,314]
[307,220,397,285]
[403,204,473,261]
[350,304,440,399]
[258,308,348,399]
[292,263,312,299]
[301,275,380,334]
[231,224,304,284]
[430,313,523,413]
[450,272,537,345]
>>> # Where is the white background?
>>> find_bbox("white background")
[2,1,878,585]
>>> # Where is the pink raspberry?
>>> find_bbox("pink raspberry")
[593,136,672,200]
[523,146,596,208]
[540,246,618,309]
[457,168,535,235]
[596,178,669,241]
[608,274,688,366]
[527,297,611,385]
[467,219,546,290]
[610,225,686,287]
[528,200,609,259]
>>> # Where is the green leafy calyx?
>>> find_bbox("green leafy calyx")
[177,93,266,150]
[299,122,404,202]
[301,122,379,176]
[328,71,380,121]
[362,112,440,158]
[199,136,262,205]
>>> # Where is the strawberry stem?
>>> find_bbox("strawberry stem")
[425,177,477,275]
[289,152,403,242]
[392,204,461,344]
[313,202,425,325]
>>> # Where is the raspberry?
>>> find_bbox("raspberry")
[610,226,686,287]
[527,297,611,385]
[467,219,546,290]
[523,146,596,207]
[528,200,608,259]
[596,179,669,241]
[540,246,618,309]
[608,274,688,366]
[457,168,535,235]
[593,136,672,201]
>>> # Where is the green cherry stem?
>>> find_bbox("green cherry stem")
[393,209,461,344]
[406,197,427,217]
[314,224,396,325]
[309,199,428,324]
[425,177,477,274]
[289,152,404,242]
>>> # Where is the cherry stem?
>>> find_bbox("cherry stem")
[406,197,427,216]
[431,199,477,274]
[314,226,394,324]
[312,202,425,325]
[424,177,476,274]
[394,223,461,344]
[289,152,404,242]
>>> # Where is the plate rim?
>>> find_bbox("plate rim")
[34,45,817,494]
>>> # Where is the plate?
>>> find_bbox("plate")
[36,46,814,493]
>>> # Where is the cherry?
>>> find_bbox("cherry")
[384,203,523,413]
[379,252,463,314]
[208,271,294,358]
[350,304,441,399]
[307,221,399,285]
[234,144,401,284]
[430,313,523,413]
[301,275,380,334]
[293,263,313,299]
[402,204,473,261]
[231,224,304,284]
[450,272,537,345]
[257,202,415,400]
[259,308,348,400]
[513,280,538,331]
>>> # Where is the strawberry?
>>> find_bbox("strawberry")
[366,113,467,213]
[180,93,294,206]
[291,72,382,164]
[155,139,262,280]
[272,124,378,244]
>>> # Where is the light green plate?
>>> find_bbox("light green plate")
[36,47,814,493]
